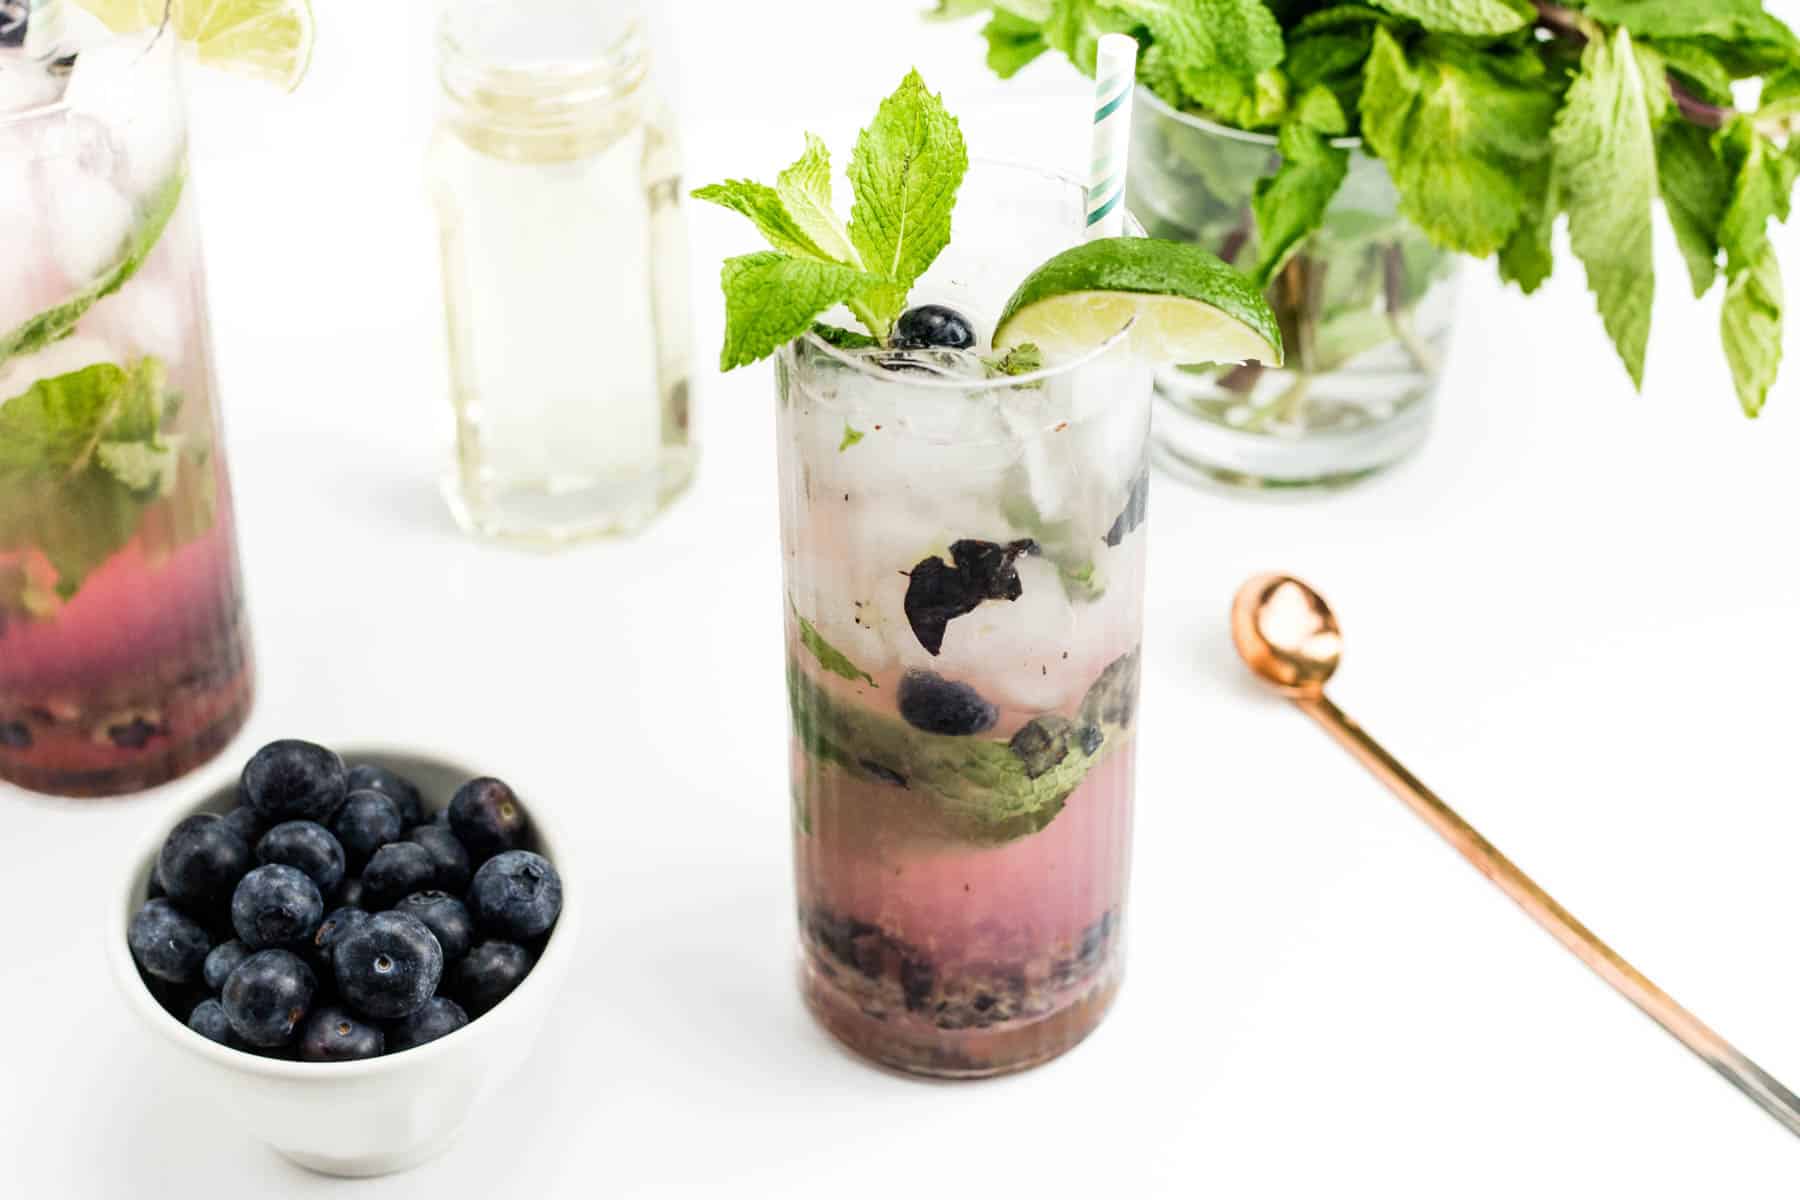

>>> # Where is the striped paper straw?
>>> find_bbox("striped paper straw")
[1086,33,1138,239]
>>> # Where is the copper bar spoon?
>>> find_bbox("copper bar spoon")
[1230,572,1800,1140]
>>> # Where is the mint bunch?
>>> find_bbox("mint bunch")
[694,70,969,368]
[952,1,1800,415]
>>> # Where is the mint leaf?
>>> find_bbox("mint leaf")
[1043,0,1140,76]
[1368,0,1532,36]
[811,322,880,350]
[717,253,883,371]
[1252,87,1351,285]
[1360,30,1559,257]
[1580,1,1800,46]
[1498,156,1556,294]
[847,70,968,337]
[985,342,1043,375]
[795,610,876,686]
[691,179,832,262]
[1721,241,1783,416]
[1762,68,1800,124]
[1657,121,1730,296]
[982,8,1049,77]
[1716,117,1799,277]
[1100,0,1281,123]
[0,171,184,368]
[1552,27,1660,389]
[838,422,865,452]
[1651,38,1736,104]
[776,134,863,268]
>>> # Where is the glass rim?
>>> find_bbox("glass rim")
[0,3,174,130]
[792,158,1144,393]
[1135,84,1364,151]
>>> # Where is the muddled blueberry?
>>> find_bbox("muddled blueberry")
[903,538,1036,655]
[387,996,469,1053]
[108,717,163,749]
[330,790,403,871]
[188,998,235,1046]
[309,906,371,975]
[897,671,997,737]
[256,821,346,897]
[203,939,251,992]
[394,891,474,961]
[1103,470,1149,547]
[893,304,976,351]
[345,764,425,827]
[298,1005,385,1062]
[221,949,315,1047]
[230,864,324,950]
[241,740,347,823]
[157,813,252,908]
[128,898,212,984]
[1076,724,1104,755]
[360,842,437,911]
[1078,648,1141,731]
[450,941,533,1017]
[332,911,443,1021]
[1009,715,1073,778]
[407,824,472,893]
[467,851,562,941]
[0,720,31,748]
[448,777,527,863]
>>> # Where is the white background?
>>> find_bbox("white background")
[5,1,1800,1194]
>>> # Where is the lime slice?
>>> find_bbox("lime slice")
[993,237,1284,367]
[75,0,316,90]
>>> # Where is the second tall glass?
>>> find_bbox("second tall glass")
[777,164,1152,1077]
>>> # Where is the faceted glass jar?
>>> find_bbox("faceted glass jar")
[777,164,1151,1077]
[0,28,254,796]
[1128,87,1459,489]
[431,0,695,545]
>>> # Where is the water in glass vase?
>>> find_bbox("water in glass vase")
[432,0,694,544]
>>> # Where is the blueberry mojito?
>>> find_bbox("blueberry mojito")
[696,72,1280,1075]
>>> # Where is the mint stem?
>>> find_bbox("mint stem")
[1532,2,1730,131]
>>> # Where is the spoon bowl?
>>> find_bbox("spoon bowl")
[1231,573,1342,699]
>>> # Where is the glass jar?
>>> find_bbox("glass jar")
[0,22,255,796]
[431,0,694,544]
[1128,87,1459,489]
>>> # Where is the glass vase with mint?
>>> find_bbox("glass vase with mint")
[949,1,1800,487]
[0,0,313,796]
[694,70,1281,1076]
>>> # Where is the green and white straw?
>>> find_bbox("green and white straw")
[1086,33,1138,239]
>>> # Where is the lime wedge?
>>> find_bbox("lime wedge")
[993,238,1284,367]
[75,0,316,90]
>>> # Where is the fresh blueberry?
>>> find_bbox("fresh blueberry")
[220,804,266,845]
[407,825,472,894]
[467,851,562,941]
[241,739,347,823]
[892,304,976,350]
[395,891,474,961]
[298,1005,385,1062]
[230,864,324,950]
[333,911,444,1020]
[187,998,235,1046]
[156,813,252,908]
[221,949,315,1047]
[128,898,212,985]
[256,821,346,897]
[345,764,425,827]
[361,842,437,911]
[309,906,371,975]
[330,790,403,871]
[902,539,1036,655]
[335,876,366,909]
[897,671,998,736]
[387,996,469,1053]
[448,777,527,862]
[203,939,251,992]
[450,940,533,1017]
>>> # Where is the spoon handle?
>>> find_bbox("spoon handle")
[1297,694,1800,1141]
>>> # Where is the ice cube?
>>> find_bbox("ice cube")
[86,278,186,362]
[924,554,1081,711]
[0,60,65,115]
[38,151,134,286]
[62,40,185,195]
[0,334,114,402]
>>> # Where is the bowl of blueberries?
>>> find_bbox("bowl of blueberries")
[111,739,578,1177]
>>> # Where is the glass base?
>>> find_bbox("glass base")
[1150,364,1436,490]
[442,448,696,547]
[800,953,1122,1079]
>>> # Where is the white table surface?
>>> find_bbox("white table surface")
[5,1,1800,1194]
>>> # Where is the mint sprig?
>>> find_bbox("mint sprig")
[953,1,1800,414]
[694,71,968,368]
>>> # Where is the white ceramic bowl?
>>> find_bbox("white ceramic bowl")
[109,745,580,1177]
